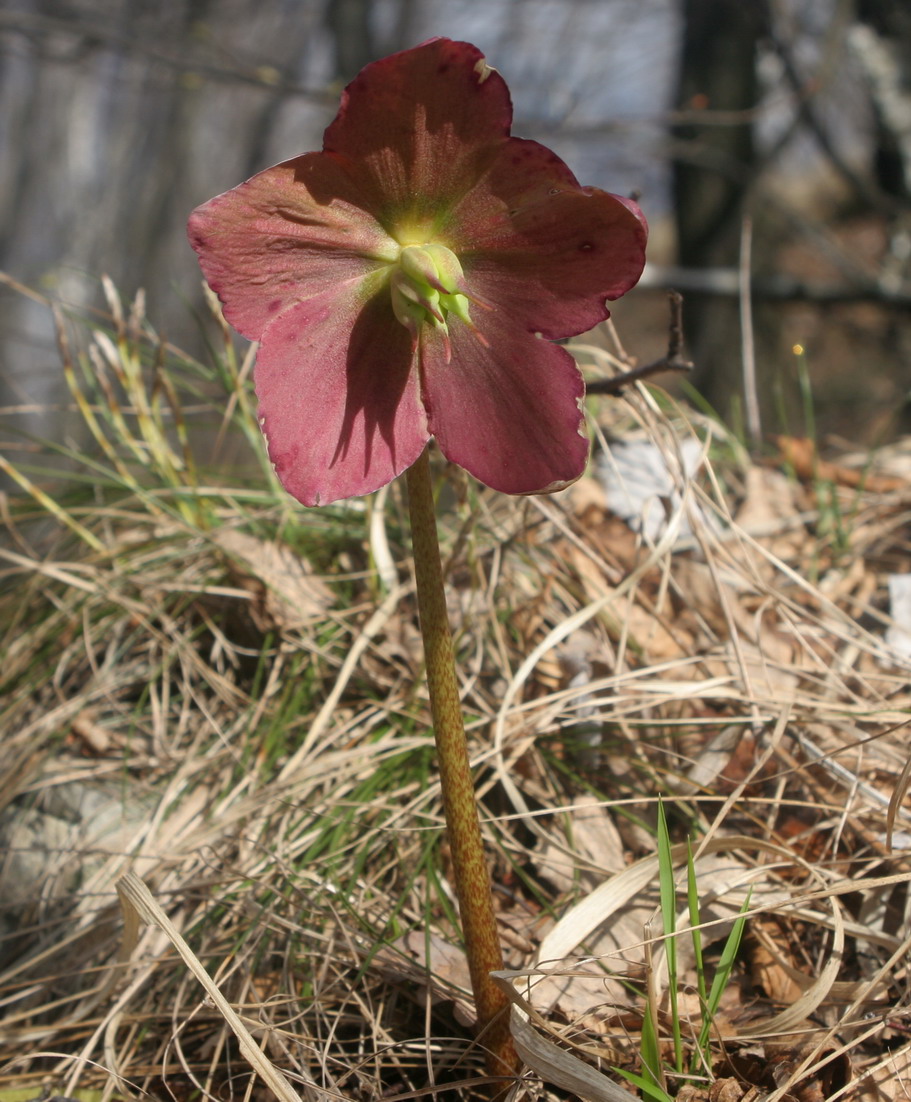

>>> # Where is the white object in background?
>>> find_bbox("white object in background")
[885,573,911,665]
[596,436,710,545]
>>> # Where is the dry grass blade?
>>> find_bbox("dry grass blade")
[491,971,634,1102]
[277,582,407,779]
[116,874,313,1102]
[886,744,911,851]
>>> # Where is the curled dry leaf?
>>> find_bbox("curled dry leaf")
[533,795,626,894]
[678,1080,749,1102]
[373,931,476,1025]
[853,1039,911,1102]
[529,847,788,1028]
[733,466,808,577]
[70,709,112,754]
[774,435,907,494]
[526,836,837,1039]
[565,542,689,660]
[729,1032,852,1102]
[668,724,748,796]
[491,971,635,1102]
[215,529,333,630]
[710,1081,751,1102]
[747,918,808,1005]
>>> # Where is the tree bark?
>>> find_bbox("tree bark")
[671,0,770,410]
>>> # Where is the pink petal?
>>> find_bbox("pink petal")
[188,153,398,340]
[323,39,512,235]
[443,139,648,339]
[421,320,589,495]
[255,281,428,506]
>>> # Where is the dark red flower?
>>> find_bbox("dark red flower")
[189,38,647,506]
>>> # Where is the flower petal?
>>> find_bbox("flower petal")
[323,39,512,236]
[188,153,398,340]
[421,320,589,495]
[442,138,648,339]
[255,281,428,506]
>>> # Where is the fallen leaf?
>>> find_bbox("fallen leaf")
[884,573,911,666]
[533,795,626,894]
[747,919,807,1005]
[566,544,689,660]
[596,435,716,545]
[70,709,112,753]
[708,1080,746,1102]
[733,466,806,568]
[215,529,333,630]
[374,931,475,1025]
[530,848,789,1028]
[774,436,907,493]
[853,1040,911,1102]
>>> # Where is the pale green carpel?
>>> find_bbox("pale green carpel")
[390,244,476,351]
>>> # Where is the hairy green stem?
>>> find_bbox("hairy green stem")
[405,446,519,1084]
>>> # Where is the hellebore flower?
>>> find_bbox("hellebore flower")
[188,38,647,506]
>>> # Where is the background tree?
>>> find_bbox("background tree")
[1,0,908,457]
[671,0,770,410]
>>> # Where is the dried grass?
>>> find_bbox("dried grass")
[1,279,910,1102]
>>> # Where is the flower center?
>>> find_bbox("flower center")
[389,244,474,345]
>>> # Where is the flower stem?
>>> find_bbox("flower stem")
[405,446,519,1085]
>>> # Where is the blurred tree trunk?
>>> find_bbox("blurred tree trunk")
[325,0,375,82]
[671,0,770,415]
[0,0,330,451]
[854,0,911,202]
[852,0,911,433]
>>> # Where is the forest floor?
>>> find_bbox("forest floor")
[1,279,910,1102]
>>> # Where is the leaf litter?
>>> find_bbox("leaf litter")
[0,282,910,1100]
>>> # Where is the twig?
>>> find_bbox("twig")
[639,263,911,306]
[740,216,761,443]
[587,291,694,395]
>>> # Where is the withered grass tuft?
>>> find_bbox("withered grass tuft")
[1,279,910,1101]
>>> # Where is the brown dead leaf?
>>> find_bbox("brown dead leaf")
[701,641,799,696]
[673,559,798,671]
[566,543,689,660]
[775,435,907,494]
[374,931,475,1024]
[766,1037,853,1102]
[566,476,641,573]
[853,1040,911,1102]
[727,1033,852,1102]
[677,1083,712,1102]
[708,1079,747,1102]
[736,466,803,533]
[215,529,333,631]
[733,465,808,571]
[747,919,807,1004]
[70,709,112,754]
[534,795,626,893]
[531,852,789,1028]
[670,726,752,795]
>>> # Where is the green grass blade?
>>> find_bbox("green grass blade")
[656,798,682,1073]
[686,839,708,1013]
[613,1065,674,1102]
[695,886,753,1060]
[0,453,104,552]
[638,1002,667,1099]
